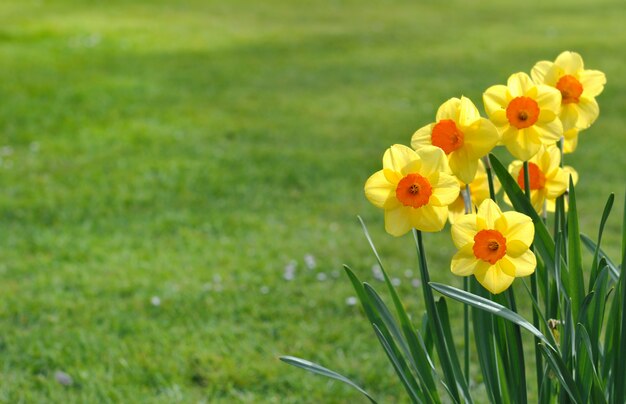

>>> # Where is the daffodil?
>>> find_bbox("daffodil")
[411,96,500,184]
[483,72,563,161]
[364,144,460,236]
[448,159,501,224]
[451,199,536,294]
[531,51,606,131]
[506,145,576,213]
[562,127,579,154]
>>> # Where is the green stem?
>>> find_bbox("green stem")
[482,155,497,201]
[414,230,462,403]
[523,160,543,397]
[462,185,472,385]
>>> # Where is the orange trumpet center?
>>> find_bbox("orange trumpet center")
[556,75,583,104]
[473,229,507,264]
[395,173,433,208]
[431,119,464,154]
[517,162,546,191]
[506,96,540,129]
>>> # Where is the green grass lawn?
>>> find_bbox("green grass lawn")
[0,0,624,402]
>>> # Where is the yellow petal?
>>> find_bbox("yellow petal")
[563,128,579,154]
[579,69,606,98]
[474,264,515,294]
[500,211,534,247]
[505,240,530,258]
[504,250,536,277]
[483,85,509,116]
[430,172,460,206]
[504,128,542,161]
[411,124,434,150]
[463,118,500,157]
[559,104,579,132]
[458,96,481,127]
[449,151,478,185]
[534,119,563,144]
[448,196,466,225]
[451,214,478,248]
[507,72,535,98]
[383,144,419,172]
[385,206,413,237]
[415,146,447,178]
[364,170,398,209]
[496,258,516,277]
[489,110,508,126]
[535,85,562,112]
[383,168,402,184]
[575,97,599,129]
[544,169,568,199]
[436,98,462,122]
[451,244,479,276]
[555,51,584,74]
[531,60,553,84]
[410,204,447,232]
[564,166,578,185]
[477,199,503,228]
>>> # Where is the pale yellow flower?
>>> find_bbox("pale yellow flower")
[364,144,460,236]
[531,51,606,131]
[448,159,501,224]
[483,72,562,161]
[411,97,500,184]
[451,199,536,294]
[506,145,577,213]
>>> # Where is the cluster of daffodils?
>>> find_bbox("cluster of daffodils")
[364,51,605,294]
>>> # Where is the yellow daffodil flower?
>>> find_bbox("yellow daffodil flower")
[531,51,606,131]
[562,127,579,154]
[411,96,500,184]
[448,159,501,224]
[483,72,562,161]
[506,145,577,213]
[364,144,460,236]
[451,199,536,294]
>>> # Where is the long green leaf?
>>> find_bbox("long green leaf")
[538,344,583,403]
[589,194,615,287]
[567,177,585,321]
[372,324,423,404]
[613,194,626,403]
[279,356,378,404]
[580,234,620,283]
[413,230,466,404]
[429,282,553,347]
[358,218,440,402]
[364,283,438,404]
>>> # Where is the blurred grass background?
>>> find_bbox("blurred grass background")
[0,0,624,402]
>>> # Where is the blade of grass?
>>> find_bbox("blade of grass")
[588,194,615,287]
[280,356,378,404]
[567,177,585,321]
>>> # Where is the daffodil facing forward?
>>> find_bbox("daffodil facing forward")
[451,199,536,294]
[531,51,606,131]
[411,97,500,184]
[448,159,501,224]
[483,72,562,161]
[506,145,576,213]
[364,144,460,236]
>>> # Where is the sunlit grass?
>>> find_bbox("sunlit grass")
[0,0,623,401]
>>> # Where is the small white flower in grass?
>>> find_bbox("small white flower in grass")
[55,371,73,386]
[201,283,212,292]
[30,142,40,153]
[391,278,401,286]
[345,296,358,306]
[304,254,316,270]
[150,296,161,306]
[331,270,340,278]
[371,264,384,281]
[316,272,327,281]
[212,274,222,283]
[283,260,297,281]
[260,286,270,294]
[0,146,13,156]
[411,278,422,288]
[404,269,413,278]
